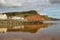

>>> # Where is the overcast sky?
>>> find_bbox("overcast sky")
[0,0,60,18]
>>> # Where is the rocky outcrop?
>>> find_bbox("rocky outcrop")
[42,15,51,21]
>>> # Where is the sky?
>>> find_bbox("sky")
[0,0,60,18]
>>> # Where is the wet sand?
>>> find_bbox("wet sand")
[0,23,60,40]
[0,32,60,40]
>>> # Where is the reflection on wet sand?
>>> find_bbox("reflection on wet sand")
[0,23,60,40]
[7,24,49,33]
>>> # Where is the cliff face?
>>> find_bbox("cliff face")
[23,10,45,21]
[3,10,45,21]
[25,14,45,21]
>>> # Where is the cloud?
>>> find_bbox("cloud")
[50,10,60,12]
[0,0,51,7]
[0,0,22,7]
[0,0,59,7]
[40,12,48,15]
[50,0,60,4]
[45,9,60,12]
[0,0,40,7]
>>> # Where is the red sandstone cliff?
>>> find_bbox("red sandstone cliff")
[25,14,45,21]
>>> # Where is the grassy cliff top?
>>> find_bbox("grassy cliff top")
[3,10,38,17]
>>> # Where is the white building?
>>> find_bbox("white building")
[10,16,24,21]
[0,13,7,20]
